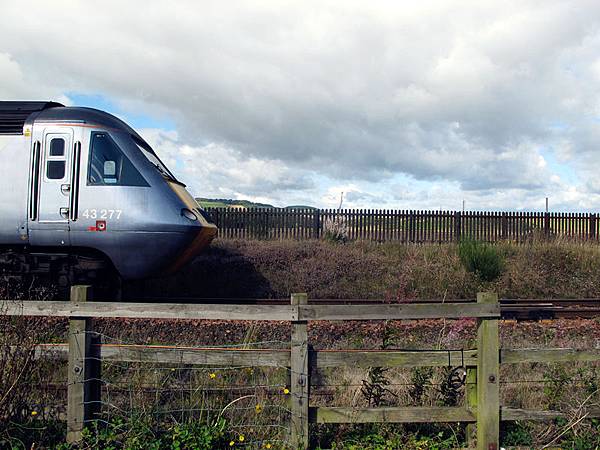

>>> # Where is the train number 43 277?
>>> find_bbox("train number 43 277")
[82,209,123,220]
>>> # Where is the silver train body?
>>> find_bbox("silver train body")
[0,102,217,282]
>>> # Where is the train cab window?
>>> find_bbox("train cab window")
[47,160,65,179]
[88,132,149,186]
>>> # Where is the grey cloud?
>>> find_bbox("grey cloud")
[2,1,600,204]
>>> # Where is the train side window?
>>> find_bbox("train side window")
[88,132,149,186]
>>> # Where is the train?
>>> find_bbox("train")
[0,101,217,295]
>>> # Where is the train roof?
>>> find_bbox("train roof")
[0,101,64,134]
[34,106,137,134]
[0,101,138,136]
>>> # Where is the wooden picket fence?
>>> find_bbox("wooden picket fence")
[2,287,600,449]
[206,208,600,243]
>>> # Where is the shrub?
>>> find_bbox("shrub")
[458,239,504,282]
[323,216,349,243]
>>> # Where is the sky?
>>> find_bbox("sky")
[2,0,600,211]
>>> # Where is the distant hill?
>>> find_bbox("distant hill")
[195,198,316,210]
[195,198,275,209]
[285,205,317,210]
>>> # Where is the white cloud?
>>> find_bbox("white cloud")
[2,0,600,209]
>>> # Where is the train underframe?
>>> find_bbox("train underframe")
[0,245,122,300]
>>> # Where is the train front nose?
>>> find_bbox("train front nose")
[166,213,217,274]
[162,180,218,274]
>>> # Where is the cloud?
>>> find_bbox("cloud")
[138,129,314,203]
[3,1,600,209]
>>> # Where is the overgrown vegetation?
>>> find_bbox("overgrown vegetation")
[132,238,600,301]
[312,423,463,449]
[3,240,600,448]
[0,281,64,449]
[78,416,228,450]
[458,239,504,282]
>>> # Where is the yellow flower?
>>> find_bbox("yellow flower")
[238,435,245,442]
[283,387,290,395]
[209,372,217,379]
[264,444,272,449]
[229,440,235,446]
[31,411,38,416]
[255,404,263,413]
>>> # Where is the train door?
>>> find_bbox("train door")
[28,127,77,247]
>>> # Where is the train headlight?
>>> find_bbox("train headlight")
[181,208,198,221]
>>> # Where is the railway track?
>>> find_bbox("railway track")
[134,296,600,320]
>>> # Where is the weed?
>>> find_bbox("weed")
[409,367,434,405]
[77,416,228,450]
[361,367,394,407]
[575,366,599,397]
[543,365,571,410]
[314,424,461,450]
[501,421,534,446]
[361,322,397,407]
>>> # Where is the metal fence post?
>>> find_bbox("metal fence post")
[67,285,101,443]
[291,293,309,449]
[476,292,500,450]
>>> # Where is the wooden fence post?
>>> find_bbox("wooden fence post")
[476,292,500,450]
[313,209,321,239]
[263,209,269,239]
[590,214,596,240]
[466,367,477,448]
[67,286,101,443]
[291,293,309,449]
[455,211,462,242]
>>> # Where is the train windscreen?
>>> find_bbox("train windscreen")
[131,134,179,183]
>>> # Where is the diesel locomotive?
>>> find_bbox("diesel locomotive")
[0,101,217,293]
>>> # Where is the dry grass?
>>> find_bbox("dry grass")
[127,238,600,301]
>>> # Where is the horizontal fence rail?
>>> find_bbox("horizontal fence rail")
[206,207,600,243]
[0,300,500,321]
[31,345,600,369]
[2,287,600,450]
